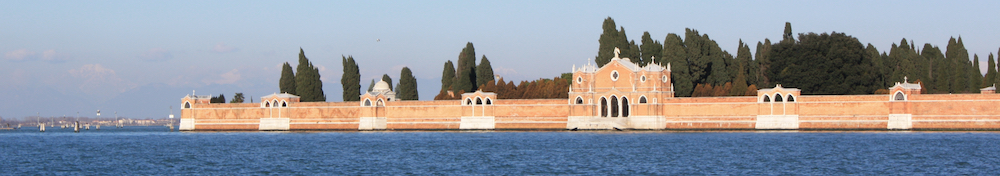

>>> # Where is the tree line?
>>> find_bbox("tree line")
[597,17,995,96]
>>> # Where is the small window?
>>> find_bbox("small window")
[486,98,492,105]
[639,96,647,104]
[476,97,483,105]
[364,99,372,106]
[466,98,473,105]
[611,71,619,81]
[577,77,583,84]
[265,102,270,107]
[281,101,287,107]
[377,99,384,106]
[894,92,905,101]
[640,75,646,82]
[662,75,668,83]
[575,97,584,104]
[763,95,770,102]
[184,102,191,109]
[775,94,784,102]
[272,100,278,107]
[787,95,795,102]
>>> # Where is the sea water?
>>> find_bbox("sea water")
[2,127,999,175]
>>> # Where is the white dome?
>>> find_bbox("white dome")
[373,80,391,91]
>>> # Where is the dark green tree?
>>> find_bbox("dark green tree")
[946,37,971,92]
[661,33,694,96]
[988,53,998,88]
[367,79,376,92]
[766,32,878,95]
[441,60,456,91]
[595,17,631,67]
[971,54,982,91]
[279,62,297,95]
[639,31,662,66]
[756,39,774,87]
[733,40,755,87]
[454,43,477,92]
[398,67,419,100]
[381,74,393,91]
[341,55,361,101]
[211,94,226,103]
[295,48,325,102]
[476,56,495,87]
[782,22,794,42]
[229,93,244,103]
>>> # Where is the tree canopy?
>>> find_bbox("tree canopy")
[341,55,361,101]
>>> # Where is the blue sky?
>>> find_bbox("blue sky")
[2,0,999,119]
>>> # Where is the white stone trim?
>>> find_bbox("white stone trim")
[259,118,290,131]
[891,91,907,101]
[179,118,195,131]
[358,117,387,130]
[755,115,799,129]
[459,116,495,129]
[183,101,192,109]
[887,114,912,129]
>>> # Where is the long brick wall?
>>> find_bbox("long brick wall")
[179,93,1000,131]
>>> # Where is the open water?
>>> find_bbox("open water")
[2,127,999,175]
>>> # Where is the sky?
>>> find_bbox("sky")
[2,0,999,120]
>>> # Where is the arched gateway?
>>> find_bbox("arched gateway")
[567,47,673,129]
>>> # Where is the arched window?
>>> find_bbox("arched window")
[787,95,795,102]
[575,97,584,104]
[272,100,279,107]
[621,97,629,117]
[364,99,372,106]
[610,95,619,117]
[600,97,608,117]
[376,99,384,106]
[639,96,647,104]
[894,92,905,101]
[281,101,288,107]
[184,102,191,109]
[774,94,783,102]
[485,98,492,105]
[763,95,771,102]
[476,97,483,105]
[264,102,270,107]
[466,98,473,105]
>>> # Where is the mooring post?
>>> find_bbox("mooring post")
[74,121,79,133]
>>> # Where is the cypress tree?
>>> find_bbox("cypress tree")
[398,67,419,100]
[596,17,629,67]
[476,56,494,87]
[661,33,694,97]
[972,54,982,91]
[341,56,361,101]
[441,60,456,91]
[295,48,325,102]
[992,53,999,87]
[367,79,375,92]
[782,22,794,42]
[229,93,244,103]
[756,39,773,87]
[639,31,662,66]
[381,74,393,91]
[454,43,477,92]
[279,62,297,95]
[734,40,754,87]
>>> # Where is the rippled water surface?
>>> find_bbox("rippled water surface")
[2,127,999,175]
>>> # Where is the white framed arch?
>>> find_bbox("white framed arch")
[272,100,279,108]
[465,98,473,105]
[638,95,647,104]
[376,99,385,106]
[761,94,771,103]
[574,96,584,104]
[600,96,608,117]
[891,91,907,101]
[263,101,270,108]
[786,94,796,102]
[609,95,619,117]
[475,97,483,105]
[485,98,492,105]
[620,96,629,117]
[363,98,372,106]
[774,93,784,103]
[183,101,192,109]
[281,100,288,107]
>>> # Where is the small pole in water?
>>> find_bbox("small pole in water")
[39,123,45,132]
[96,125,100,130]
[74,121,79,133]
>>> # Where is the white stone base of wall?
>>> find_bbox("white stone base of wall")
[179,118,195,131]
[567,116,629,130]
[628,116,666,130]
[460,116,495,130]
[359,117,387,130]
[755,115,799,129]
[887,114,913,130]
[259,118,290,131]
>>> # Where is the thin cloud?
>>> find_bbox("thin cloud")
[211,43,239,53]
[138,48,173,62]
[4,49,37,61]
[40,49,69,63]
[203,69,242,85]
